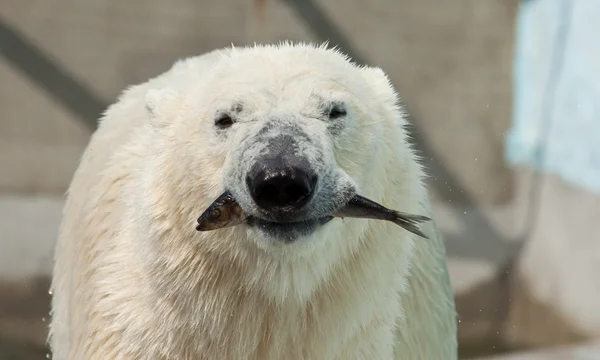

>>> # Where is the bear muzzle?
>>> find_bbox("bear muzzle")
[246,155,318,218]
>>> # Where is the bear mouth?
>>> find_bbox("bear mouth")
[246,215,335,242]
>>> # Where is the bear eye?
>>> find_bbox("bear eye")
[328,104,347,120]
[215,113,234,129]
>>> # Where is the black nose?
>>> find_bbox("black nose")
[246,160,317,211]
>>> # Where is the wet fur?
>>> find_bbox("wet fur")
[49,43,457,359]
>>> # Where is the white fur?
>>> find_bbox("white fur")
[49,43,457,359]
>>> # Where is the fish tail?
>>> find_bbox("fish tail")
[391,211,431,224]
[391,216,430,239]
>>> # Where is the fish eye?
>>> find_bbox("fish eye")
[209,209,221,219]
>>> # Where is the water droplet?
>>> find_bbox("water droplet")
[48,290,53,295]
[42,317,46,322]
[464,211,467,215]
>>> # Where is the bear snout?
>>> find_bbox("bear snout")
[246,155,317,214]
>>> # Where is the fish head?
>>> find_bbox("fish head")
[196,192,247,231]
[196,207,227,231]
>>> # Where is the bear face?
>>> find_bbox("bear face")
[143,44,409,248]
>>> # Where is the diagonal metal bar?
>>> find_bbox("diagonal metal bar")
[0,19,106,131]
[279,0,366,64]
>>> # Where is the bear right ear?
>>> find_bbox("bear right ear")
[361,66,397,103]
[145,88,179,128]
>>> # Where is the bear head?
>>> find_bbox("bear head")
[141,43,417,255]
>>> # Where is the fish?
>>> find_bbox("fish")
[195,192,248,231]
[196,191,431,239]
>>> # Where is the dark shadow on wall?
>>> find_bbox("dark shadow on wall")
[0,19,105,131]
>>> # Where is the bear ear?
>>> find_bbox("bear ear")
[361,66,396,100]
[362,66,387,81]
[145,88,179,128]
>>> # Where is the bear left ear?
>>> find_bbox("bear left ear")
[145,88,180,128]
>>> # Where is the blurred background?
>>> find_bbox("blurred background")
[1,0,599,359]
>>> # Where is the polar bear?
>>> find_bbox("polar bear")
[49,43,457,359]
